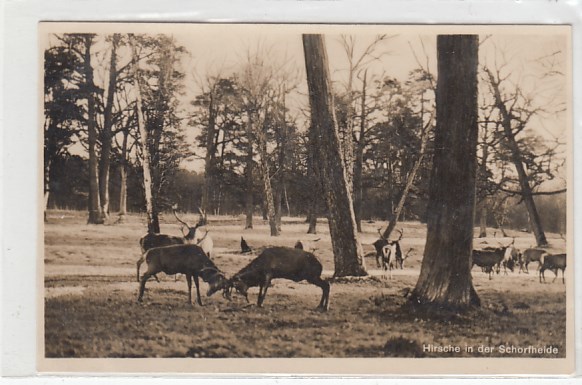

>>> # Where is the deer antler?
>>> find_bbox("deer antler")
[377,227,387,240]
[197,207,207,225]
[172,205,192,229]
[395,228,404,242]
[404,247,414,259]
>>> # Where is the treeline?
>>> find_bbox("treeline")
[44,32,566,238]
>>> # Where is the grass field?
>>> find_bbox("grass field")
[44,210,567,358]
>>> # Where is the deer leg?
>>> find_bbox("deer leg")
[256,284,264,307]
[258,277,271,307]
[562,269,565,284]
[310,277,330,311]
[185,273,193,305]
[193,274,203,306]
[136,258,143,283]
[137,273,152,302]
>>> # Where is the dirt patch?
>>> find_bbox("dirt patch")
[43,211,567,359]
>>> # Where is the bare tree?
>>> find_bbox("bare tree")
[411,35,480,309]
[130,34,157,233]
[337,35,392,189]
[83,34,105,224]
[303,34,366,277]
[98,33,121,219]
[382,69,435,240]
[483,65,562,246]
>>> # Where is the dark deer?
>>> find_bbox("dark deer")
[136,206,212,282]
[226,247,330,311]
[137,244,228,305]
[539,253,566,284]
[240,237,252,254]
[472,244,511,280]
[521,248,546,274]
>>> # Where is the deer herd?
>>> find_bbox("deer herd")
[135,208,566,311]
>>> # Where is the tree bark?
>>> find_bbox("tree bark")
[303,34,366,277]
[130,34,159,233]
[485,70,548,247]
[477,141,489,237]
[244,119,254,229]
[99,34,120,220]
[306,121,320,234]
[254,113,279,236]
[353,70,367,233]
[44,158,51,222]
[411,35,480,309]
[117,130,129,223]
[478,203,487,238]
[202,92,217,223]
[84,35,104,224]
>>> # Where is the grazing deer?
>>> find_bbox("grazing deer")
[539,253,566,284]
[137,244,228,305]
[225,247,330,311]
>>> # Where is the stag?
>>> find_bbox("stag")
[137,244,228,306]
[173,206,214,259]
[225,247,330,311]
[136,206,213,282]
[373,228,404,276]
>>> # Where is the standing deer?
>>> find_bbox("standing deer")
[539,253,566,284]
[373,228,404,277]
[136,206,213,282]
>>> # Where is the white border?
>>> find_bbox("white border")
[2,0,581,383]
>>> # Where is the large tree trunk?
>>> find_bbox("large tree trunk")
[411,35,480,309]
[130,34,159,233]
[244,119,254,229]
[303,34,366,277]
[84,35,104,225]
[485,70,548,247]
[98,34,120,220]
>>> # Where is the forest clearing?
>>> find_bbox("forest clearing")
[44,210,567,359]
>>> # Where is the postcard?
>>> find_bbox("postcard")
[39,22,573,375]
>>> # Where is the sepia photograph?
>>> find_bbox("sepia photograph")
[40,23,572,374]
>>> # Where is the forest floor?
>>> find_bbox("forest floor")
[43,210,568,361]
